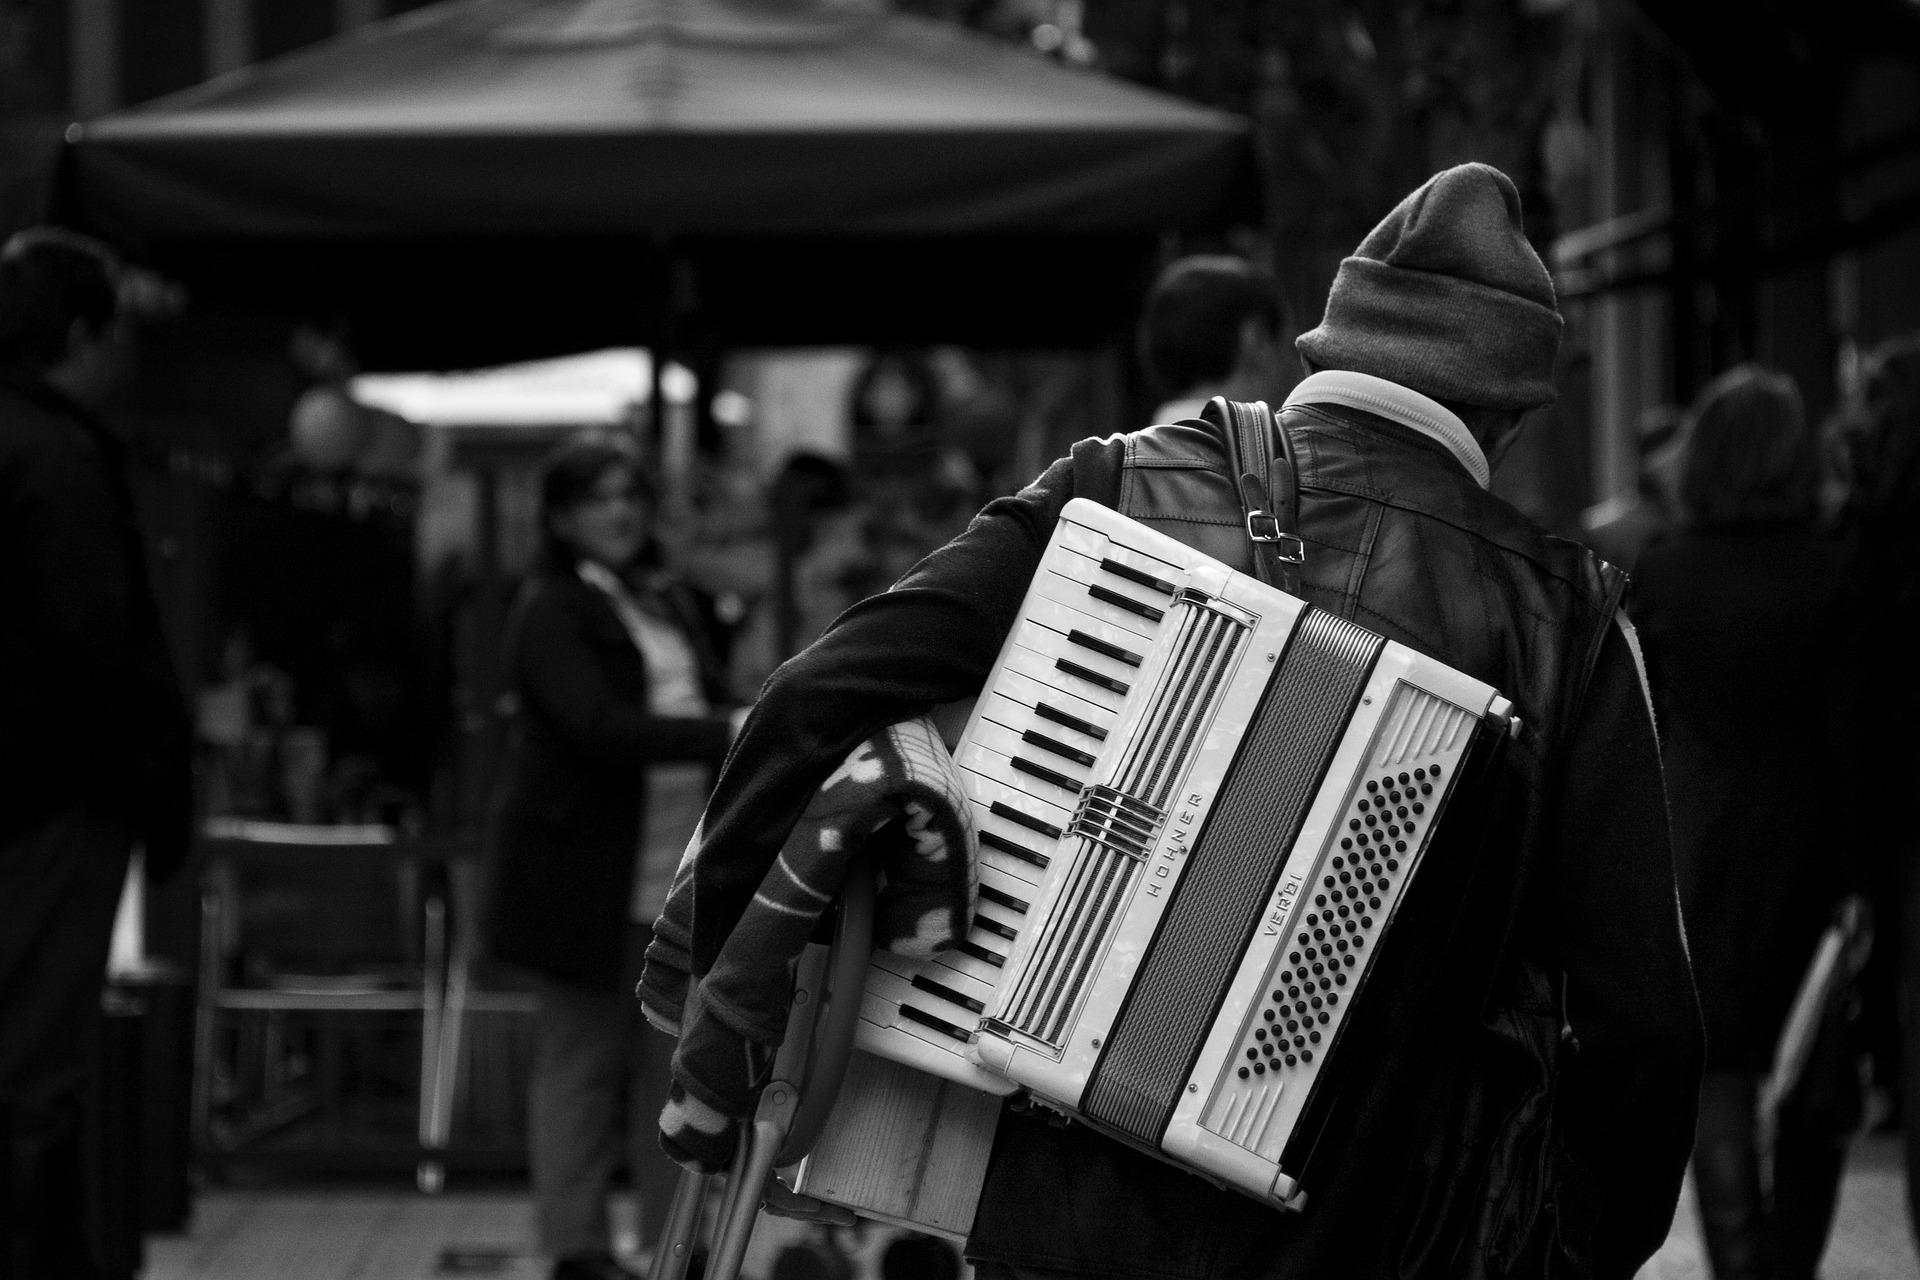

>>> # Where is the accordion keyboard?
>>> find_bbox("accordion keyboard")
[853,506,1205,1093]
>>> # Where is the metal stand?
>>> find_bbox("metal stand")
[652,862,874,1280]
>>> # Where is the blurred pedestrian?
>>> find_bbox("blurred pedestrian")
[847,348,979,584]
[481,429,737,1280]
[0,227,193,1279]
[750,450,877,692]
[1827,335,1920,1258]
[1580,403,1684,572]
[1631,364,1871,1280]
[1136,253,1294,423]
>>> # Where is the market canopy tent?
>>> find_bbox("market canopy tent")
[58,0,1258,368]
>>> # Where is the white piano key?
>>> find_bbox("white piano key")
[1028,570,1169,641]
[980,672,1112,741]
[965,720,1091,797]
[997,643,1129,715]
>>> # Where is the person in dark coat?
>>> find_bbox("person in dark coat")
[482,429,736,1280]
[1630,364,1870,1280]
[0,228,193,1279]
[657,163,1700,1280]
[1825,334,1920,1259]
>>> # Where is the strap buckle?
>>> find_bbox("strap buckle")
[1246,512,1306,564]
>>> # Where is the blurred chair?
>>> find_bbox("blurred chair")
[417,849,538,1192]
[191,819,451,1178]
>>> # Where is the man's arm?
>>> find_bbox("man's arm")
[1550,615,1704,1278]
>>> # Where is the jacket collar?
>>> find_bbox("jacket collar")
[1283,370,1490,489]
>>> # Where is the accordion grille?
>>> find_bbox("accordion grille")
[1201,685,1478,1154]
[995,600,1248,1048]
[1083,609,1383,1142]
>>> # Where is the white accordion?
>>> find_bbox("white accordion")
[793,497,1515,1230]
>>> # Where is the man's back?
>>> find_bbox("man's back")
[965,401,1692,1279]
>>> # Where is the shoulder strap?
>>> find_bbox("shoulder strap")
[1202,396,1304,594]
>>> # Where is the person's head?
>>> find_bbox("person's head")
[1838,333,1920,527]
[851,347,942,438]
[1137,254,1289,406]
[537,428,656,574]
[0,226,125,400]
[1295,162,1562,468]
[771,449,856,555]
[1674,364,1817,531]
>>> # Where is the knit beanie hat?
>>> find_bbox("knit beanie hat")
[1296,162,1563,412]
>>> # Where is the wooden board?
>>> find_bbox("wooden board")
[790,1051,1001,1241]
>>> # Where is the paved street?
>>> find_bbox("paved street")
[144,1133,1919,1279]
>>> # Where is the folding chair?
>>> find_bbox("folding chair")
[191,820,448,1173]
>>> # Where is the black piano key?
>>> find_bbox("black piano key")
[898,1002,971,1041]
[1068,629,1144,668]
[990,801,1063,839]
[1021,730,1097,768]
[1056,658,1131,695]
[1035,702,1108,741]
[1011,756,1082,792]
[1098,558,1177,596]
[979,883,1031,913]
[957,940,1007,967]
[979,829,1050,868]
[910,973,985,1014]
[1087,583,1165,622]
[973,913,1019,942]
